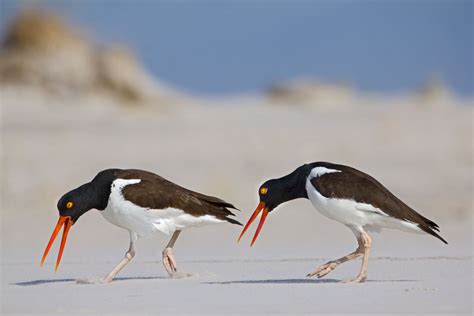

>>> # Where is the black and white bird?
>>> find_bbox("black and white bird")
[238,161,447,283]
[41,168,241,282]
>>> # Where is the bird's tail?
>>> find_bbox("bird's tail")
[225,216,243,226]
[417,216,448,244]
[205,198,243,226]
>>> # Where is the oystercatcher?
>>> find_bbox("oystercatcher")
[239,162,447,283]
[40,168,241,282]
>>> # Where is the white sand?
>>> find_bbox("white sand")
[1,85,473,314]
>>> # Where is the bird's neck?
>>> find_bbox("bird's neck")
[87,169,116,210]
[278,164,311,201]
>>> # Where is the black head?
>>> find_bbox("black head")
[41,169,117,271]
[56,169,116,223]
[257,164,311,212]
[238,163,312,246]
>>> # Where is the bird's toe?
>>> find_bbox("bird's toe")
[340,275,367,284]
[75,277,112,284]
[307,262,337,278]
[162,247,178,276]
[76,278,96,285]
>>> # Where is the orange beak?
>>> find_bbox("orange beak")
[238,202,269,246]
[40,216,73,271]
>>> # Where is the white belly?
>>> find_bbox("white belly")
[305,178,421,233]
[101,178,225,239]
[305,179,372,226]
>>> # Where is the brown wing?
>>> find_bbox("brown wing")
[116,169,241,225]
[311,165,447,244]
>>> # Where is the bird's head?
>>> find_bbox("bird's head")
[56,186,95,223]
[238,164,311,246]
[256,178,289,212]
[40,169,115,271]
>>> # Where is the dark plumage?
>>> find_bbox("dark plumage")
[41,167,241,282]
[239,161,446,283]
[117,169,242,226]
[310,162,447,244]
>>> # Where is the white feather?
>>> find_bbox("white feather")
[101,178,225,239]
[309,166,341,178]
[306,168,422,234]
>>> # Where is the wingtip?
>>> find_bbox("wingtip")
[433,231,448,244]
[227,217,243,226]
[228,204,241,212]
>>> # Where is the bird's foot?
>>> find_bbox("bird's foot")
[99,276,113,283]
[162,247,178,277]
[340,274,367,284]
[170,271,197,279]
[76,276,113,284]
[306,261,339,278]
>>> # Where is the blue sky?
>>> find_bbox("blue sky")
[1,1,472,95]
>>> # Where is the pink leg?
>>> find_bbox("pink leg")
[162,230,181,277]
[76,233,137,284]
[307,234,365,279]
[100,242,135,283]
[341,229,372,283]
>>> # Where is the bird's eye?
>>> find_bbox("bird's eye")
[260,187,268,195]
[66,201,74,209]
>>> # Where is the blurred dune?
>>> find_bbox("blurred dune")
[266,77,465,109]
[415,76,455,106]
[0,9,175,105]
[267,79,356,108]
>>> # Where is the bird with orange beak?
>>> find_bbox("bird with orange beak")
[239,162,447,283]
[41,168,241,282]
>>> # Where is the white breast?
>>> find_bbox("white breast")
[101,178,225,239]
[305,178,372,227]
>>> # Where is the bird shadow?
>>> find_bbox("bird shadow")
[205,278,417,285]
[12,276,166,286]
[206,278,340,285]
[13,277,418,286]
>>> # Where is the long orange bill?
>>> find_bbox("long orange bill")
[238,202,269,246]
[56,217,72,271]
[250,208,268,247]
[40,216,73,271]
[238,202,265,242]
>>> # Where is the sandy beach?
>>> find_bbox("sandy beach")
[1,83,473,314]
[0,7,472,314]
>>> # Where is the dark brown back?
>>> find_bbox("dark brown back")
[115,169,241,225]
[310,163,446,243]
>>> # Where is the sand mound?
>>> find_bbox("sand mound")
[415,77,455,106]
[265,76,469,109]
[0,9,170,104]
[266,79,355,108]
